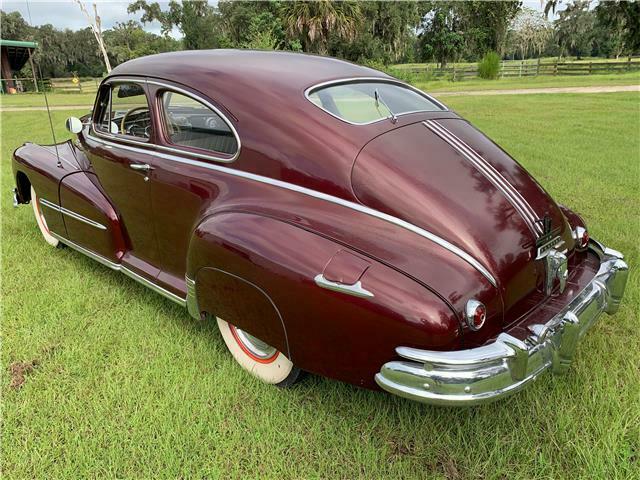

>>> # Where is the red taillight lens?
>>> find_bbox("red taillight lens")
[465,299,486,331]
[574,226,589,251]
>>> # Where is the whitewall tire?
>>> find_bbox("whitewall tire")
[217,317,302,387]
[30,186,60,247]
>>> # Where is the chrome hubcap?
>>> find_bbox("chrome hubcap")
[235,328,277,359]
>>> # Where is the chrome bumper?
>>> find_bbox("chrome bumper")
[375,240,629,406]
[12,188,20,207]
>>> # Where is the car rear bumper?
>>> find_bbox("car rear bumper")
[375,239,629,406]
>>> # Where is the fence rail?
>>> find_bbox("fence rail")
[1,77,102,94]
[403,58,640,81]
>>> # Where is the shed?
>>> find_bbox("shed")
[1,39,38,93]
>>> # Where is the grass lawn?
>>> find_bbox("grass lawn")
[2,93,639,478]
[411,71,640,93]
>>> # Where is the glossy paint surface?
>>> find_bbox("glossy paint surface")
[11,50,596,390]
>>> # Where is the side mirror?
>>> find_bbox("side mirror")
[65,116,83,134]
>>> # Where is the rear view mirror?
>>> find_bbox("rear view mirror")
[65,117,83,134]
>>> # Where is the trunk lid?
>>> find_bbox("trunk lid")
[351,118,574,317]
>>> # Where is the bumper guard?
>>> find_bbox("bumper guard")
[375,239,629,406]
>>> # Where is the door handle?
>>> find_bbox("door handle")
[129,163,153,172]
[314,274,374,298]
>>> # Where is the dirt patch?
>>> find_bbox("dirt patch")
[8,360,39,390]
[388,438,416,458]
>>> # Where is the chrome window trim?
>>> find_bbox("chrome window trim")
[39,198,107,230]
[49,231,186,307]
[148,79,241,163]
[91,77,241,164]
[304,77,448,126]
[92,77,153,145]
[84,131,497,287]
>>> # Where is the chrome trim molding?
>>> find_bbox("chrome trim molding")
[375,239,629,406]
[314,273,374,298]
[85,132,497,287]
[186,276,200,319]
[39,198,107,230]
[424,120,543,237]
[49,231,186,307]
[12,188,20,208]
[304,77,448,126]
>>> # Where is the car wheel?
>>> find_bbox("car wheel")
[30,186,60,248]
[216,317,302,387]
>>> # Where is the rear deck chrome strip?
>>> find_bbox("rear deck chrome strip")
[49,232,186,307]
[40,198,107,231]
[424,120,543,237]
[85,132,498,288]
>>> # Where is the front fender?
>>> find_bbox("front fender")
[187,212,461,388]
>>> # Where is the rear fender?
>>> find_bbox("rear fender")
[187,212,461,388]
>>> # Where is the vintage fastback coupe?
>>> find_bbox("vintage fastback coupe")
[12,50,628,405]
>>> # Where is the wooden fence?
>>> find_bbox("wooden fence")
[0,77,102,94]
[404,58,640,82]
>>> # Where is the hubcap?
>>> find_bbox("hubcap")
[233,326,277,360]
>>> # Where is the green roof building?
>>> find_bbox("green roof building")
[1,39,38,93]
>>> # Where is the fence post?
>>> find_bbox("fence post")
[588,62,592,75]
[554,60,557,76]
[536,58,540,77]
[628,57,632,72]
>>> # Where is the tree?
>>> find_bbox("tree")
[283,1,362,55]
[418,3,464,67]
[554,1,595,59]
[510,7,552,59]
[73,0,112,72]
[104,21,181,64]
[595,0,640,57]
[0,10,34,40]
[457,1,522,57]
[128,0,222,49]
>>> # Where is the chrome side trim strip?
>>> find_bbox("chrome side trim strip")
[39,198,107,230]
[120,266,186,306]
[424,120,542,237]
[93,76,241,164]
[85,132,497,287]
[304,76,448,126]
[314,274,374,298]
[49,231,186,307]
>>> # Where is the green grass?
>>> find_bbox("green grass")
[412,71,640,93]
[0,92,97,108]
[2,94,639,478]
[394,56,640,69]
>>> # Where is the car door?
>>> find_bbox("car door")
[144,82,240,296]
[84,79,162,278]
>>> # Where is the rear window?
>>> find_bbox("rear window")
[307,81,443,125]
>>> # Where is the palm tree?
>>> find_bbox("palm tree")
[284,1,362,55]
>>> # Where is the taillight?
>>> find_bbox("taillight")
[573,226,589,251]
[465,299,486,331]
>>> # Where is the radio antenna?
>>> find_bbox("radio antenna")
[26,0,62,168]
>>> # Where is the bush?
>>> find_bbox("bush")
[478,51,501,80]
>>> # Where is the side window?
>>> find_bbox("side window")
[96,82,151,140]
[161,91,237,156]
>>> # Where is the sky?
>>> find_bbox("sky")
[2,0,556,39]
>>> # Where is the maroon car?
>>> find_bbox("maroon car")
[12,50,628,405]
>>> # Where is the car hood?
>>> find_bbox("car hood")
[351,118,574,316]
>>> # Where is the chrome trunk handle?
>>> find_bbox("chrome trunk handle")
[314,274,374,298]
[129,163,153,172]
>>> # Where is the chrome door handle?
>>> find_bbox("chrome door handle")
[129,163,153,172]
[314,274,374,298]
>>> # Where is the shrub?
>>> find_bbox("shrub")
[478,51,501,80]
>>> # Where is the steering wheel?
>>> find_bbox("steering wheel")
[120,106,149,135]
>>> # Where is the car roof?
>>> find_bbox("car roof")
[108,49,389,96]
